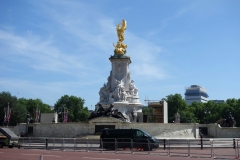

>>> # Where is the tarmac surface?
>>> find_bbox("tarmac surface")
[0,147,239,160]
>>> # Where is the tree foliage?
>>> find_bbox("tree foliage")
[0,91,53,126]
[18,98,53,118]
[164,93,240,126]
[54,95,89,122]
[142,106,155,122]
[0,91,19,126]
[163,94,188,123]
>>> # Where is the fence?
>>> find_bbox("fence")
[18,137,240,159]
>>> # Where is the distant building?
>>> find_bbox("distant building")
[211,100,225,104]
[185,85,209,105]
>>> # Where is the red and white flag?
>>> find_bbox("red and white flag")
[4,111,7,122]
[7,109,11,122]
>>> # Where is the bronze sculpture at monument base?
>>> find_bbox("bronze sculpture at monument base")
[87,104,127,122]
[216,112,236,127]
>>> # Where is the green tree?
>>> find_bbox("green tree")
[178,105,198,123]
[234,99,240,127]
[0,91,32,125]
[224,98,240,126]
[163,94,188,123]
[189,102,205,123]
[10,102,28,125]
[18,98,53,121]
[54,95,89,122]
[203,101,216,124]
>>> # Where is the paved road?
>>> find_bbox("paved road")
[0,147,239,160]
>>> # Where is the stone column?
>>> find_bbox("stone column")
[109,56,131,92]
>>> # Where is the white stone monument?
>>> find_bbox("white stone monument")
[96,19,143,122]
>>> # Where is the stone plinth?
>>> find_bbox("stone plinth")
[14,123,240,139]
[96,53,143,122]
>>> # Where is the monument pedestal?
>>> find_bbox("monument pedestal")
[91,19,143,123]
[94,53,143,123]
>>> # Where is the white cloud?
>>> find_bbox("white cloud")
[0,29,91,75]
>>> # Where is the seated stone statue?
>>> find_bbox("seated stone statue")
[129,80,138,96]
[120,86,127,101]
[175,112,180,123]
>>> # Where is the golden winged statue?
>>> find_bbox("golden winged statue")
[113,19,127,55]
[116,19,127,42]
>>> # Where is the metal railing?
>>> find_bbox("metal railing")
[18,137,240,159]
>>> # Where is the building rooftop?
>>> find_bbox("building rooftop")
[185,85,209,98]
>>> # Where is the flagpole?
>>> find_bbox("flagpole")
[7,103,9,121]
[36,105,38,123]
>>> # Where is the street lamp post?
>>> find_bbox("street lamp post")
[204,107,211,124]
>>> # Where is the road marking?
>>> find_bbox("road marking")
[21,154,40,156]
[21,153,61,157]
[41,155,61,157]
[83,157,121,160]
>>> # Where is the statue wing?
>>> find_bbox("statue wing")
[122,19,127,30]
[111,76,119,87]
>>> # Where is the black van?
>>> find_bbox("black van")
[100,128,159,151]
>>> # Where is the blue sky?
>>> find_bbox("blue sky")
[0,0,239,109]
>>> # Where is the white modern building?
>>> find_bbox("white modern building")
[185,85,209,105]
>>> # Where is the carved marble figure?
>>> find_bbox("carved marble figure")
[99,84,109,102]
[129,80,138,96]
[175,112,180,123]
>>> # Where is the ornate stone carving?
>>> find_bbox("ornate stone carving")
[99,84,109,103]
[129,80,138,96]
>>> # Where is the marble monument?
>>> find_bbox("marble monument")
[95,19,143,122]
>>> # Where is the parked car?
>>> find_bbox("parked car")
[100,128,159,151]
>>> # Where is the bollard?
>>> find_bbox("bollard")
[45,138,48,150]
[87,138,89,152]
[168,139,170,156]
[29,137,31,149]
[62,138,65,151]
[39,155,43,160]
[147,139,150,154]
[131,139,133,154]
[163,139,166,150]
[233,139,236,149]
[74,138,76,151]
[115,138,117,153]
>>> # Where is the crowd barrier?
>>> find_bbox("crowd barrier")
[18,137,240,159]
